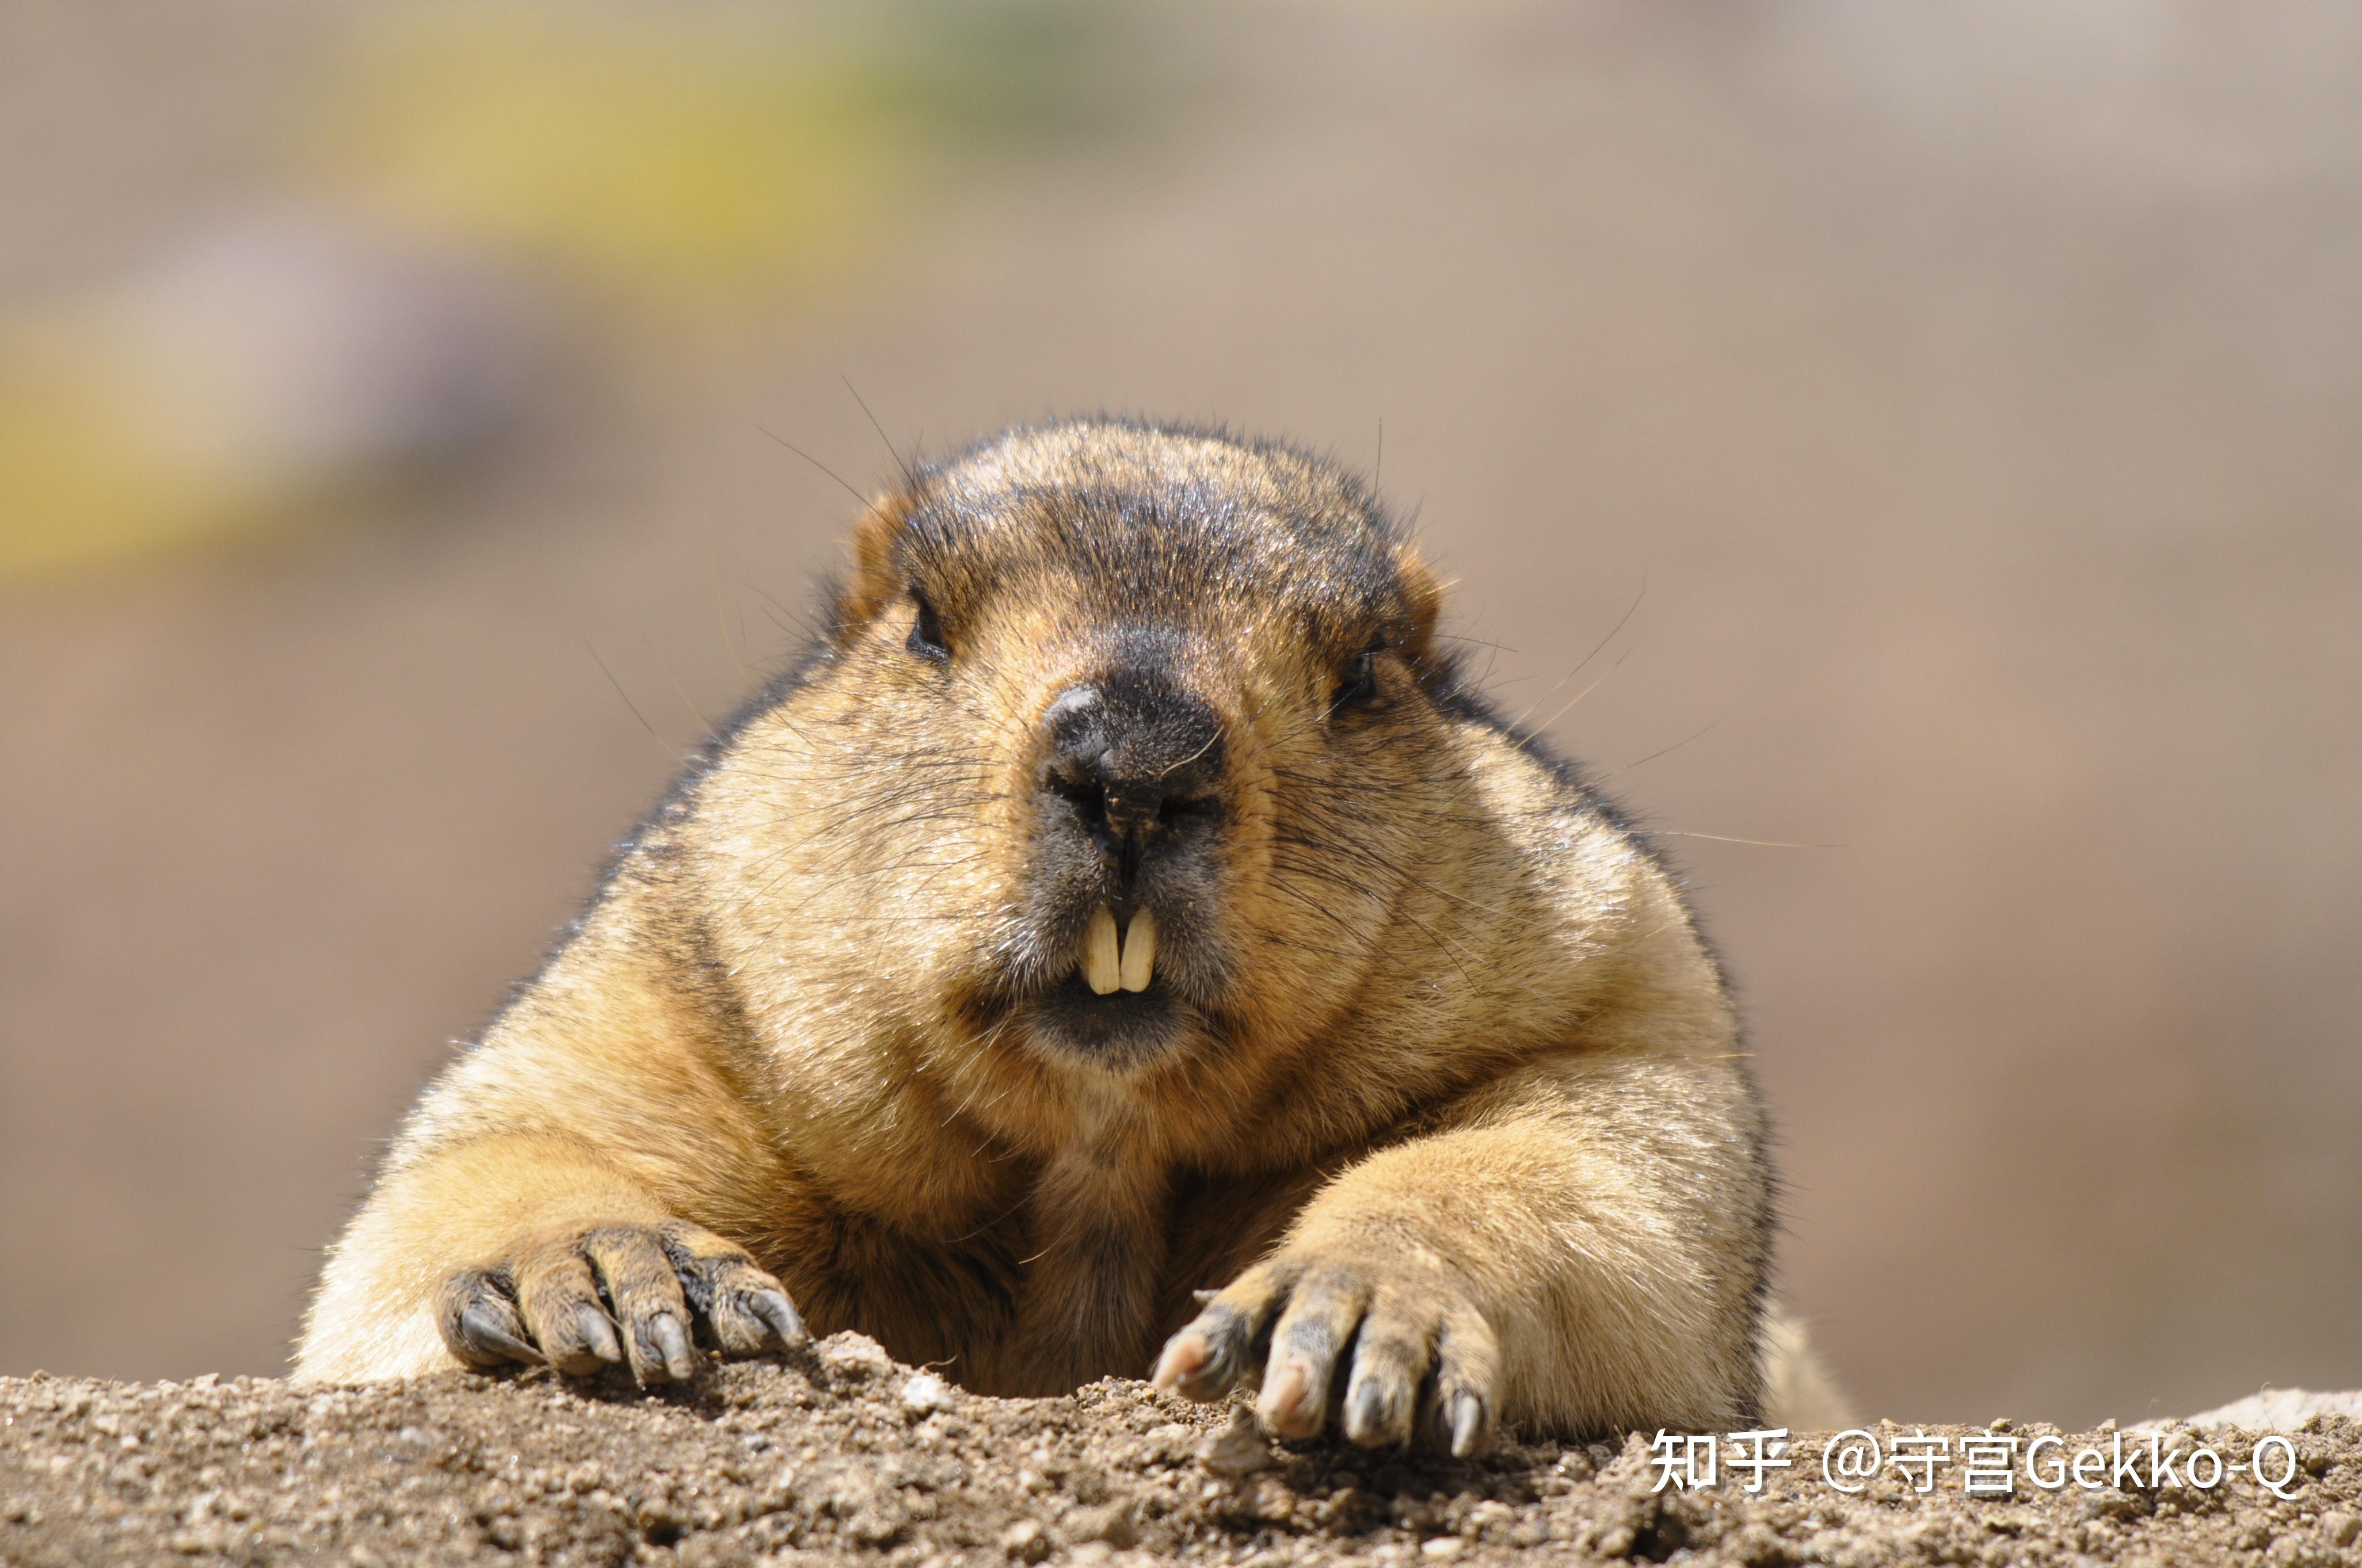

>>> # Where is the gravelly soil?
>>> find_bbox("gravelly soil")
[3,1335,2357,1567]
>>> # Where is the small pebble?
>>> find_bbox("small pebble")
[1200,1409,1274,1477]
[901,1373,957,1416]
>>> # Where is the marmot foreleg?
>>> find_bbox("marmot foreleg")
[1156,1047,1766,1449]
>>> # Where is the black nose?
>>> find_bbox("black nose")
[1039,673,1225,853]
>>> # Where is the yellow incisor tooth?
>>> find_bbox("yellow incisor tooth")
[1120,907,1156,993]
[1084,905,1122,995]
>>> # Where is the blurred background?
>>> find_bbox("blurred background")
[3,0,2357,1429]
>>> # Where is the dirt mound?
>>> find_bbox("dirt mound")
[3,1335,2356,1566]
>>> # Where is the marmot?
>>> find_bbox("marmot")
[298,419,1840,1447]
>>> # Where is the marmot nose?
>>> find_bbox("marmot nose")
[1039,676,1226,846]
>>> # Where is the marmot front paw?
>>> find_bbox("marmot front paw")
[436,1220,805,1384]
[1152,1246,1501,1455]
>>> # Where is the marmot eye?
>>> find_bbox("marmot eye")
[1332,643,1384,711]
[906,584,950,664]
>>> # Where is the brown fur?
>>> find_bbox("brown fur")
[298,420,1831,1441]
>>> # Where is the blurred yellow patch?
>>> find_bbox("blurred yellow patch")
[0,216,524,579]
[0,329,211,578]
[0,1,1135,578]
[313,6,904,314]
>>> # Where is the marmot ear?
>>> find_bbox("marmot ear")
[1396,547,1446,672]
[832,492,913,644]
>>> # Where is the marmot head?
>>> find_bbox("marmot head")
[763,420,1460,1075]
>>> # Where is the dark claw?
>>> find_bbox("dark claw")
[749,1288,807,1350]
[1346,1377,1396,1444]
[1445,1389,1488,1458]
[647,1311,695,1382]
[1175,1303,1252,1397]
[575,1303,623,1364]
[459,1304,543,1366]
